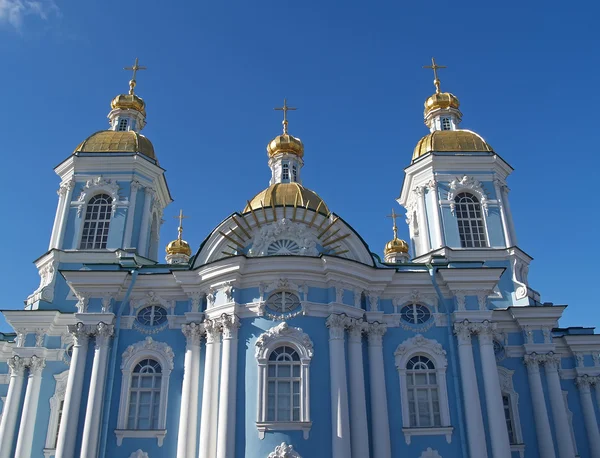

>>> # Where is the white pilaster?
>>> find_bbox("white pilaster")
[0,356,26,458]
[347,319,370,458]
[523,353,556,458]
[367,322,391,458]
[123,181,141,249]
[216,315,240,458]
[137,187,154,256]
[493,179,512,247]
[544,354,575,458]
[50,179,75,249]
[428,180,443,249]
[416,186,431,254]
[576,376,600,457]
[476,322,511,458]
[198,319,221,458]
[55,323,91,458]
[453,321,488,458]
[178,323,204,458]
[80,323,114,458]
[326,314,352,458]
[14,356,46,458]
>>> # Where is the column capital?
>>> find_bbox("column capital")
[204,318,221,344]
[94,322,115,348]
[472,320,496,344]
[543,352,561,371]
[8,354,26,376]
[453,320,474,343]
[182,322,205,346]
[27,355,46,375]
[367,321,387,346]
[346,318,367,342]
[326,314,348,340]
[68,322,93,345]
[524,352,545,369]
[576,374,597,391]
[218,314,240,340]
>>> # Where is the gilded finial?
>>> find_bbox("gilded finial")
[274,98,297,135]
[423,57,446,94]
[124,58,147,95]
[175,209,189,241]
[387,208,399,240]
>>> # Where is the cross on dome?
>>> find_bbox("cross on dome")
[175,209,189,241]
[274,98,297,135]
[423,57,446,94]
[124,57,147,95]
[387,208,400,240]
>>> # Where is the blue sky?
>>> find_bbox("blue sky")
[0,0,598,332]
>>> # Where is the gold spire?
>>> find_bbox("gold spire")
[166,209,192,257]
[423,57,446,94]
[175,209,188,241]
[387,208,399,240]
[124,57,147,95]
[384,208,409,255]
[274,98,297,135]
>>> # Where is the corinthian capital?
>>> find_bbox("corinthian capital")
[218,314,241,339]
[453,320,473,343]
[95,322,115,348]
[346,318,367,341]
[544,352,561,370]
[326,314,347,340]
[204,318,221,344]
[28,355,46,375]
[8,355,26,376]
[182,322,205,346]
[524,352,545,368]
[68,322,92,346]
[367,321,387,346]
[576,375,596,390]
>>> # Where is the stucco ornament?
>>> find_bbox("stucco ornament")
[255,322,314,359]
[395,334,447,365]
[74,176,123,217]
[249,218,318,257]
[121,337,174,370]
[420,448,442,458]
[128,450,149,458]
[448,175,489,215]
[268,442,302,458]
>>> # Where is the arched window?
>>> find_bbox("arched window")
[406,355,440,427]
[116,337,173,446]
[267,346,301,422]
[118,118,129,131]
[454,192,487,248]
[80,194,112,249]
[127,359,162,430]
[255,322,313,439]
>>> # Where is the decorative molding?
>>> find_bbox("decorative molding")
[74,177,124,217]
[128,451,149,458]
[392,289,438,312]
[187,291,204,313]
[367,321,387,346]
[420,448,443,458]
[217,313,240,339]
[394,334,447,368]
[268,442,302,458]
[44,370,70,451]
[121,337,174,371]
[448,175,489,215]
[8,355,26,376]
[255,322,314,360]
[182,322,205,347]
[326,314,348,340]
[249,219,318,257]
[497,366,524,447]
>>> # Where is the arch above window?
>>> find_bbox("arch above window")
[448,175,489,215]
[74,177,121,218]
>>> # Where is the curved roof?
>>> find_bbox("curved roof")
[244,183,329,215]
[413,129,493,161]
[74,130,156,161]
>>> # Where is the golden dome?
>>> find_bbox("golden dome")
[413,130,493,161]
[74,130,156,161]
[111,93,146,116]
[424,92,460,115]
[384,237,409,255]
[244,182,329,214]
[267,134,304,158]
[166,238,192,256]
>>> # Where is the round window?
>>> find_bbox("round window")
[267,239,300,256]
[136,305,168,327]
[400,303,431,325]
[266,291,301,313]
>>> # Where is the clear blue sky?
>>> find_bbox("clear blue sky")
[0,1,598,332]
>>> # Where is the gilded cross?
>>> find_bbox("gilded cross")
[174,209,189,240]
[124,58,147,95]
[423,57,446,94]
[386,208,399,239]
[274,98,297,134]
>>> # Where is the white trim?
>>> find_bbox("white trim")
[43,369,69,456]
[447,175,489,215]
[394,335,452,444]
[72,177,125,218]
[267,441,303,458]
[115,337,173,446]
[255,323,313,439]
[128,450,149,458]
[419,447,443,458]
[563,390,578,456]
[497,367,524,448]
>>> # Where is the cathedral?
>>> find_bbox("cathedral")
[0,57,599,458]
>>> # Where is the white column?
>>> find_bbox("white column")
[137,187,154,256]
[177,323,203,458]
[56,323,91,458]
[477,323,511,458]
[576,376,600,457]
[367,322,391,458]
[347,319,370,458]
[123,181,141,248]
[199,319,221,458]
[493,179,513,247]
[453,321,488,458]
[0,356,26,458]
[416,186,431,253]
[523,353,556,458]
[216,315,240,458]
[500,183,518,245]
[326,315,352,458]
[50,179,75,249]
[428,180,444,249]
[80,322,114,458]
[544,354,575,458]
[14,356,46,458]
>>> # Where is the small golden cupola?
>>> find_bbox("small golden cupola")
[413,58,493,162]
[384,208,410,264]
[266,98,304,159]
[166,210,192,265]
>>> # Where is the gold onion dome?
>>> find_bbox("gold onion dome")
[384,237,409,255]
[413,130,493,161]
[111,93,146,117]
[424,91,460,115]
[244,182,329,214]
[267,133,304,158]
[73,131,157,161]
[166,238,192,256]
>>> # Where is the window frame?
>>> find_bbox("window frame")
[255,322,313,439]
[400,303,432,325]
[440,116,452,131]
[79,193,113,250]
[282,163,290,182]
[394,335,453,445]
[116,337,173,447]
[43,370,69,458]
[454,192,488,248]
[497,367,524,455]
[118,118,129,131]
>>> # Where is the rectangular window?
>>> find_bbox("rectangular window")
[118,118,129,131]
[502,394,516,444]
[282,164,290,181]
[292,165,297,182]
[441,117,451,130]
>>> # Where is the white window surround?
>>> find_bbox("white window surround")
[497,366,524,457]
[394,334,453,445]
[73,177,122,218]
[447,175,489,216]
[115,337,174,447]
[255,322,313,439]
[268,442,302,457]
[563,390,578,457]
[43,370,69,458]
